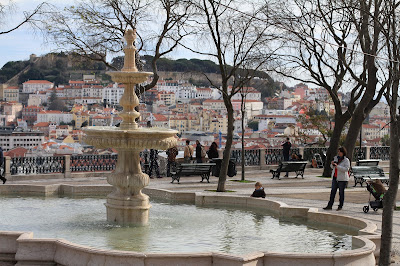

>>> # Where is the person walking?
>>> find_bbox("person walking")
[282,137,291,177]
[323,147,350,211]
[195,140,205,163]
[148,149,162,178]
[0,147,6,184]
[207,142,219,160]
[146,121,161,178]
[184,140,194,163]
[166,146,178,177]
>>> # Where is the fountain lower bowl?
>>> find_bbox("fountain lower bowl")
[0,187,380,266]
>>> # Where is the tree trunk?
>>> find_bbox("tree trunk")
[343,111,365,162]
[322,116,348,177]
[241,97,245,181]
[217,99,234,192]
[379,118,399,265]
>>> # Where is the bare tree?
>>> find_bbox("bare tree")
[183,0,276,191]
[0,1,47,35]
[275,0,367,176]
[42,0,194,92]
[340,0,389,160]
[377,1,400,264]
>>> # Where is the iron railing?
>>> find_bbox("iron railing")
[264,148,300,165]
[70,154,118,172]
[5,146,391,175]
[10,156,65,175]
[231,149,260,166]
[370,146,390,160]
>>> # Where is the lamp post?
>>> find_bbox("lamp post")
[358,125,363,161]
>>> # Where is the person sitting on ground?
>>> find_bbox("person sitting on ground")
[251,182,266,198]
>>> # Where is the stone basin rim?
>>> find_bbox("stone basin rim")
[84,126,179,135]
[0,186,380,265]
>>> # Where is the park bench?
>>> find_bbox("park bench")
[171,163,216,184]
[270,161,308,180]
[352,166,388,187]
[356,160,380,166]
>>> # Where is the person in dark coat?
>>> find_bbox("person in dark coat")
[207,142,219,160]
[148,149,161,178]
[282,137,292,177]
[282,137,291,161]
[195,140,203,163]
[0,147,6,184]
[147,121,161,178]
[166,146,178,177]
[251,182,266,198]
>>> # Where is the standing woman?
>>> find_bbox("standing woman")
[323,147,350,211]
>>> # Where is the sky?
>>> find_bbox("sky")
[0,0,291,86]
[0,0,208,68]
[0,0,56,68]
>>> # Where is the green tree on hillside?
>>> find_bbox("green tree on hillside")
[48,89,67,111]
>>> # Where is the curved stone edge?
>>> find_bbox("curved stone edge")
[0,187,379,266]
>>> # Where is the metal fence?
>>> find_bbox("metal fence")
[370,146,390,160]
[264,148,300,165]
[70,154,118,172]
[231,149,260,166]
[5,145,392,176]
[10,156,65,175]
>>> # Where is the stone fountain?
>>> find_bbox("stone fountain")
[84,29,177,226]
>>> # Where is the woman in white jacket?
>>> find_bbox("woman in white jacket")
[323,147,350,211]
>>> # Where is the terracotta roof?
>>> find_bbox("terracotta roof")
[153,114,168,121]
[4,147,28,158]
[38,110,64,114]
[33,122,50,127]
[362,124,380,129]
[23,80,53,84]
[5,86,19,90]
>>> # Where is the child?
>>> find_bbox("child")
[251,182,266,198]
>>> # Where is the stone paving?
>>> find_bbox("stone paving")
[4,167,400,264]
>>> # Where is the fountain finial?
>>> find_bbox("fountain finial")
[121,28,138,72]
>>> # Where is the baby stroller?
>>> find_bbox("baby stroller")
[363,180,386,213]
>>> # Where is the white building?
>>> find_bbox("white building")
[196,88,213,99]
[37,110,73,125]
[103,83,125,105]
[82,85,103,98]
[176,85,197,100]
[22,80,54,93]
[229,86,262,101]
[0,130,45,151]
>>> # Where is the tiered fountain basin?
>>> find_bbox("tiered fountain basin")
[84,127,177,150]
[84,126,177,225]
[0,186,380,266]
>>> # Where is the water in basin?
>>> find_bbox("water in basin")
[0,197,355,254]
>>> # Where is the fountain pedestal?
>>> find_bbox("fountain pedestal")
[105,149,150,225]
[84,29,177,226]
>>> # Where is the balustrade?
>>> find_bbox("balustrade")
[370,146,390,160]
[231,149,260,166]
[10,156,65,175]
[5,146,392,176]
[264,148,300,165]
[70,154,117,172]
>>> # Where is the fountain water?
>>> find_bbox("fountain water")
[84,29,177,226]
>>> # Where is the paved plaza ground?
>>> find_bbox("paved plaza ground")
[4,167,400,264]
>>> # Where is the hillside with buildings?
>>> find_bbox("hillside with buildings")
[0,56,392,158]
